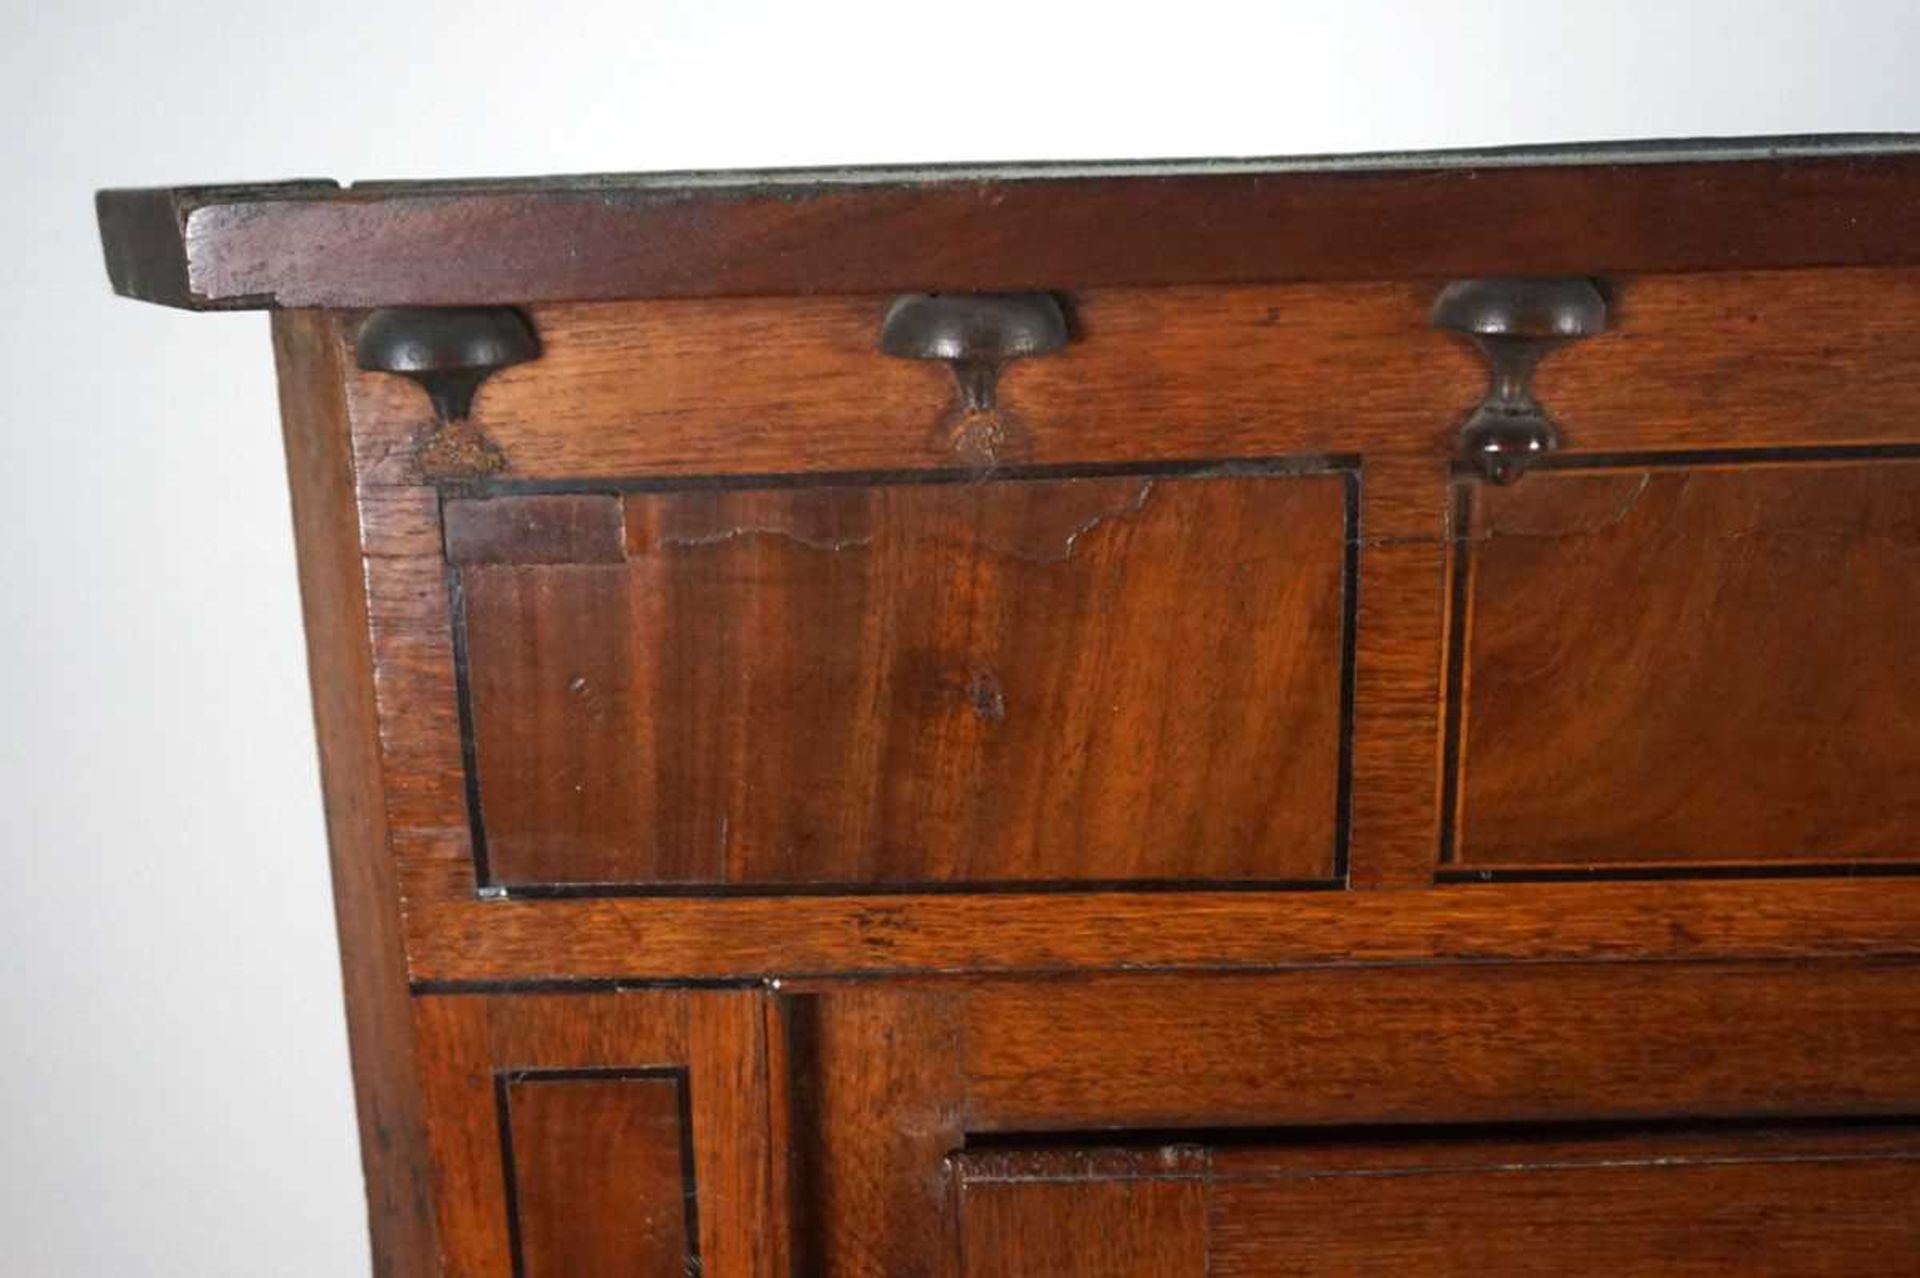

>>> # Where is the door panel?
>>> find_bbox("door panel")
[450,468,1352,890]
[953,1129,1920,1277]
[501,1071,693,1277]
[412,990,779,1278]
[778,962,1920,1276]
[1450,459,1920,871]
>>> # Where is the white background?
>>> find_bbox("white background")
[2,2,1916,1273]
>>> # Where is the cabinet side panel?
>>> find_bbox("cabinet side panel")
[273,309,440,1275]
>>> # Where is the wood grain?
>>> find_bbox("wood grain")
[96,143,1920,309]
[400,861,1920,979]
[1455,460,1920,867]
[1211,1155,1920,1276]
[455,472,1348,887]
[332,269,1920,488]
[954,963,1920,1130]
[146,154,1920,1278]
[688,994,787,1278]
[953,1129,1920,1277]
[782,988,963,1278]
[1346,455,1455,888]
[502,1073,691,1277]
[412,991,776,1278]
[791,970,1920,1274]
[271,310,439,1275]
[958,1169,1207,1277]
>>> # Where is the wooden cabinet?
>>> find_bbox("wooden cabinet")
[98,136,1920,1276]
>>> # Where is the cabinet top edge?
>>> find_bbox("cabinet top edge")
[96,133,1920,311]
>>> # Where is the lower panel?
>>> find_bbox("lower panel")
[955,1127,1920,1277]
[781,962,1920,1275]
[500,1070,694,1277]
[412,990,778,1278]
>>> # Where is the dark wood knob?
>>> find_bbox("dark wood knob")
[1432,278,1608,484]
[879,293,1069,412]
[356,307,539,424]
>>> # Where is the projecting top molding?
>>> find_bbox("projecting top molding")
[95,134,1920,310]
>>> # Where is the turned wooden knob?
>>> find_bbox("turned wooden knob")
[879,293,1070,412]
[356,307,540,424]
[1432,278,1608,484]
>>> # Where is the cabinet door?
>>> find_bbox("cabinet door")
[777,963,1920,1275]
[412,990,778,1278]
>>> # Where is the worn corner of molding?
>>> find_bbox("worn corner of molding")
[414,422,508,482]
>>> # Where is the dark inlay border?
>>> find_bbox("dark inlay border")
[1439,442,1920,880]
[494,1066,700,1278]
[442,456,1362,900]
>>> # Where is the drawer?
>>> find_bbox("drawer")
[953,1127,1920,1276]
[1446,457,1920,873]
[786,963,1920,1275]
[446,464,1353,890]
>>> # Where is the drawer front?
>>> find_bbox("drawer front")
[786,965,1920,1275]
[1448,458,1920,872]
[955,1129,1920,1277]
[447,466,1352,890]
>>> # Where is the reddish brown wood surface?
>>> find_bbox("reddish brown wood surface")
[788,969,1920,1275]
[271,311,440,1275]
[780,988,964,1278]
[951,963,1920,1131]
[1210,1152,1920,1276]
[216,147,1920,1278]
[96,140,1920,308]
[1345,455,1455,888]
[413,991,777,1278]
[1455,459,1920,868]
[401,862,1920,979]
[952,1129,1920,1277]
[959,1170,1207,1277]
[455,472,1348,887]
[330,269,1920,487]
[502,1074,691,1277]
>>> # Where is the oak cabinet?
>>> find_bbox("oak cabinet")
[98,136,1920,1276]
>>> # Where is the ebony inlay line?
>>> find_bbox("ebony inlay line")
[445,452,1362,499]
[448,454,1363,901]
[1436,481,1477,867]
[1440,863,1920,885]
[1438,441,1920,876]
[493,1067,701,1278]
[1331,468,1362,885]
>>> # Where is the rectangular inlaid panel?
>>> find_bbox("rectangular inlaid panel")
[1449,458,1920,871]
[450,468,1352,889]
[501,1071,695,1278]
[957,1129,1920,1277]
